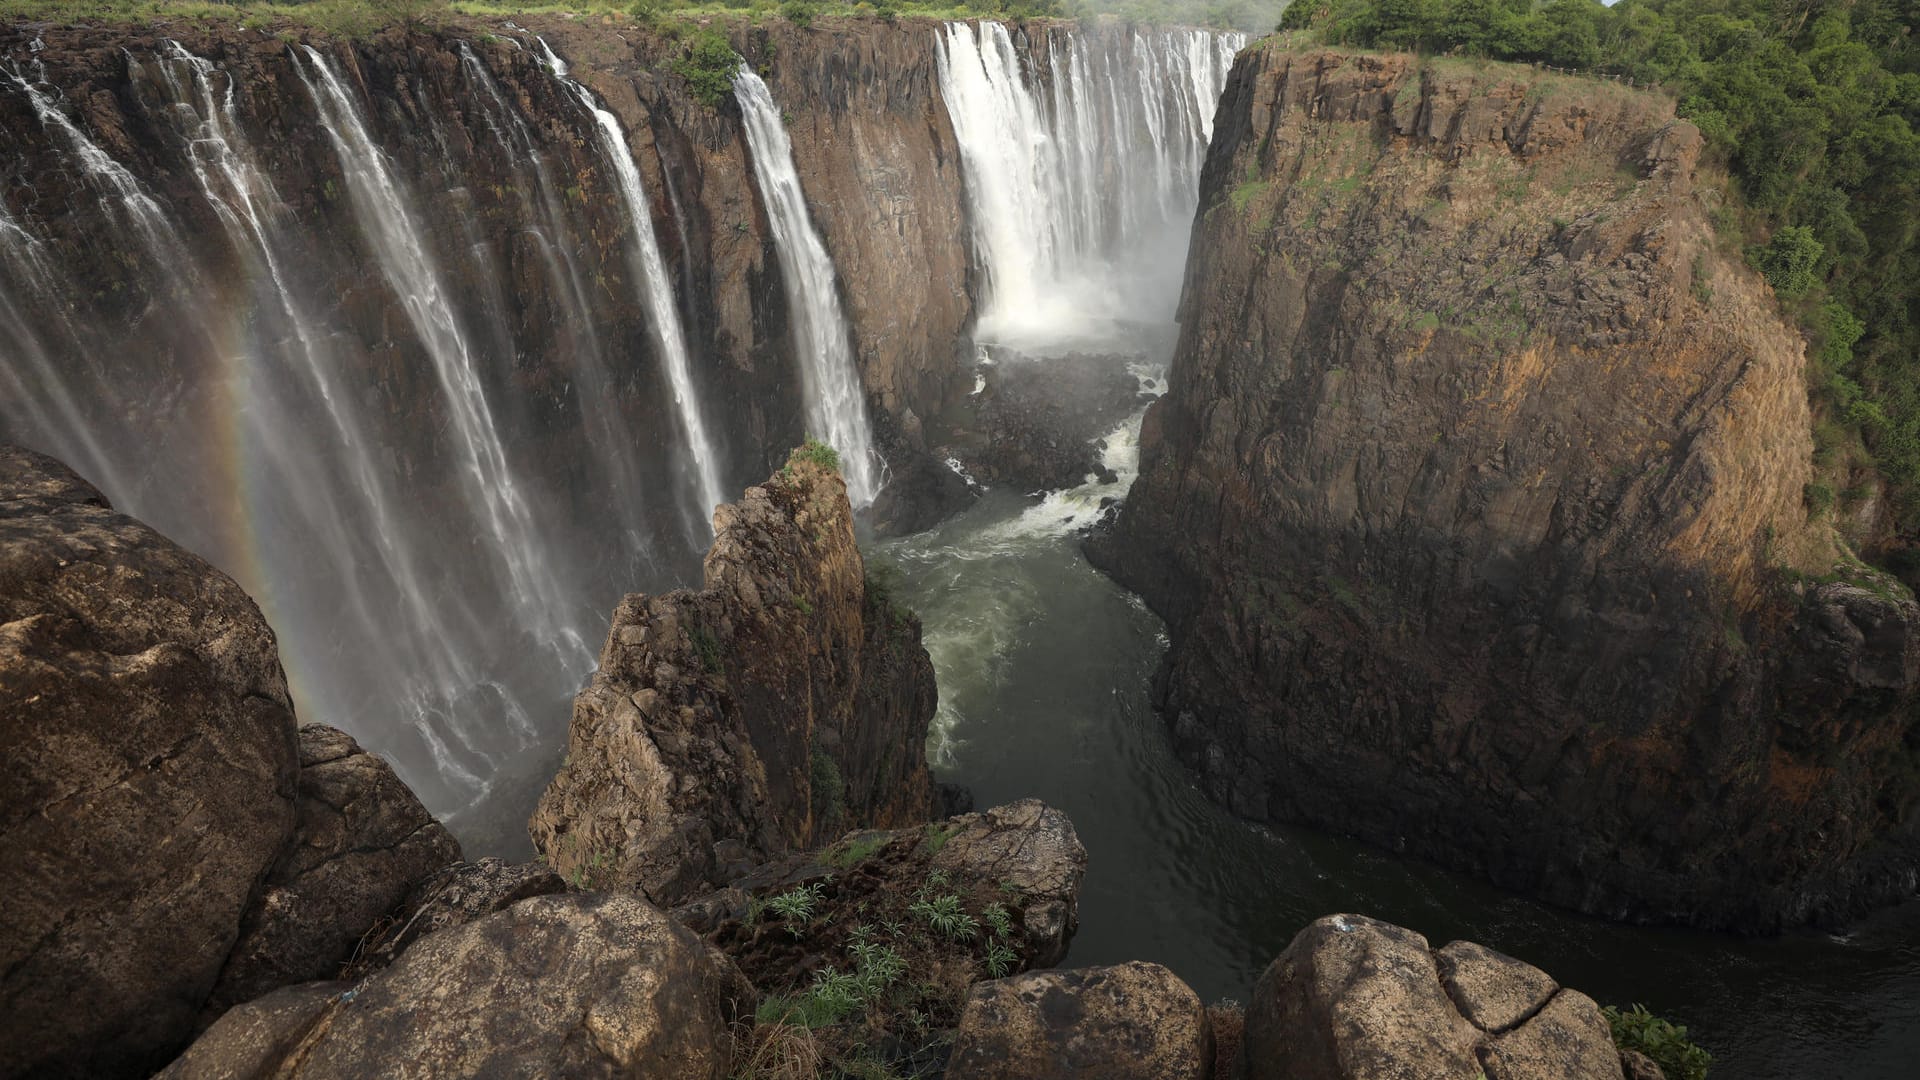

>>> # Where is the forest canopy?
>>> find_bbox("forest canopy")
[1279,0,1920,537]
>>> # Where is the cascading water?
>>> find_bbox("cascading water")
[535,39,726,533]
[934,22,1242,353]
[733,65,879,505]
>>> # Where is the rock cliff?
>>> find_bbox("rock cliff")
[531,453,939,903]
[1093,45,1920,929]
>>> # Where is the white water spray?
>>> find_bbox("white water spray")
[733,65,879,505]
[536,39,726,530]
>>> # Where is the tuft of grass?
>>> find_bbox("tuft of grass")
[689,621,724,675]
[908,893,977,942]
[823,833,886,869]
[920,821,957,855]
[766,882,825,938]
[789,435,842,473]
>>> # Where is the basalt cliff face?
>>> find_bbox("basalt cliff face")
[531,456,938,904]
[1094,44,1920,929]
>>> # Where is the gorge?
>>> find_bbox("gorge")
[3,7,1920,1079]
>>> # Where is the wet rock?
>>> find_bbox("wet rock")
[206,724,462,1017]
[937,347,1150,493]
[159,893,752,1079]
[532,459,937,905]
[342,856,565,977]
[1243,915,1624,1080]
[946,961,1210,1080]
[0,445,299,1079]
[869,449,977,537]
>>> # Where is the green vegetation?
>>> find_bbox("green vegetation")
[673,25,738,108]
[1278,0,1920,531]
[823,832,888,868]
[810,748,847,835]
[788,435,843,473]
[1602,1003,1713,1080]
[766,881,827,936]
[689,621,725,674]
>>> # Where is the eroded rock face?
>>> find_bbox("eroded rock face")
[532,459,937,904]
[206,724,463,1016]
[158,893,753,1080]
[946,961,1210,1080]
[0,446,300,1079]
[345,856,568,976]
[1243,915,1623,1080]
[1093,45,1920,929]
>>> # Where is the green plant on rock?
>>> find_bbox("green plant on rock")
[982,939,1018,979]
[980,901,1012,939]
[766,882,826,937]
[909,893,977,942]
[1602,1003,1712,1080]
[780,0,816,27]
[673,27,738,110]
[789,435,842,473]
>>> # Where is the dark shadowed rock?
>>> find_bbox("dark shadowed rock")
[1620,1048,1669,1080]
[159,893,753,1079]
[345,856,567,975]
[946,961,1209,1080]
[1244,915,1624,1080]
[869,449,977,537]
[532,459,937,905]
[206,724,462,1016]
[0,445,300,1079]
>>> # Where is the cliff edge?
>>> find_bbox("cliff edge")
[1093,45,1920,929]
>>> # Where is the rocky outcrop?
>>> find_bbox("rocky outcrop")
[935,347,1152,493]
[1093,45,1920,929]
[205,724,462,1016]
[344,856,567,976]
[0,445,300,1079]
[1241,915,1625,1080]
[532,457,938,904]
[157,893,754,1080]
[947,961,1210,1080]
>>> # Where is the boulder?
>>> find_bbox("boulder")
[345,856,567,976]
[1243,915,1624,1080]
[206,724,462,1015]
[946,961,1209,1080]
[930,799,1086,967]
[0,445,300,1078]
[158,893,753,1079]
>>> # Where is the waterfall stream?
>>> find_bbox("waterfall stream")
[934,22,1241,354]
[536,38,726,534]
[733,64,879,505]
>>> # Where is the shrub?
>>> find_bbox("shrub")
[790,436,841,473]
[781,0,817,27]
[673,28,738,109]
[1748,225,1823,299]
[1602,1003,1712,1080]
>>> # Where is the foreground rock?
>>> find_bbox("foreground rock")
[1093,44,1920,929]
[0,446,300,1079]
[205,724,462,1015]
[1242,915,1626,1080]
[532,456,939,905]
[344,856,567,976]
[160,892,752,1079]
[947,961,1209,1080]
[675,799,1086,1077]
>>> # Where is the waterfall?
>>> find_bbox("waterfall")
[733,65,879,505]
[535,39,726,532]
[934,22,1243,353]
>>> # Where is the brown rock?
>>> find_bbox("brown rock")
[946,961,1210,1080]
[159,893,753,1079]
[1484,990,1625,1080]
[930,799,1087,967]
[1620,1048,1669,1080]
[206,724,462,1016]
[1244,916,1628,1080]
[347,856,567,975]
[0,445,299,1079]
[1435,939,1558,1032]
[1093,42,1920,929]
[1244,915,1481,1080]
[532,459,937,905]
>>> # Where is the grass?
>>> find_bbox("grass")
[822,832,887,869]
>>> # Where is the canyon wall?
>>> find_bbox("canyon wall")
[1094,43,1920,929]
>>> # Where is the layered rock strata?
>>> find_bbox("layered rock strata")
[532,457,939,904]
[1094,45,1920,929]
